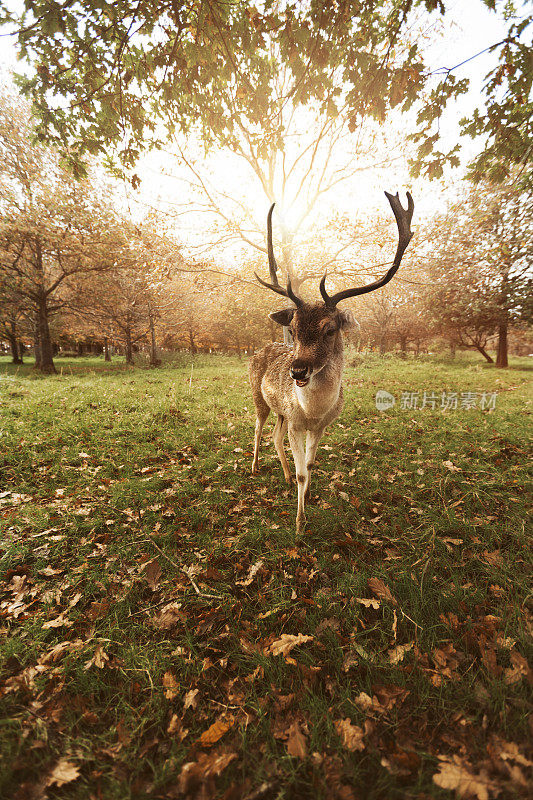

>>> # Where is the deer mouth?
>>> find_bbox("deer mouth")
[295,378,310,387]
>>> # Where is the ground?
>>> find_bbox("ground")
[0,351,531,800]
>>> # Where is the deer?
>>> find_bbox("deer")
[249,191,414,533]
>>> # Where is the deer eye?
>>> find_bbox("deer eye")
[325,328,336,336]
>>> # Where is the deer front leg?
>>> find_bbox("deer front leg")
[304,428,324,501]
[288,426,307,533]
[251,412,268,474]
[273,414,291,484]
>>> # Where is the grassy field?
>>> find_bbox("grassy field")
[0,352,531,800]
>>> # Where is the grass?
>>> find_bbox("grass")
[0,351,531,799]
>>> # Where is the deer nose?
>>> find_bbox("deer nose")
[290,361,311,381]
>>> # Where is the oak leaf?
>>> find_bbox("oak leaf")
[142,558,162,590]
[163,671,179,699]
[286,720,307,758]
[47,759,80,788]
[334,718,365,751]
[266,633,314,657]
[433,755,495,800]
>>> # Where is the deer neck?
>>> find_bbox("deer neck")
[293,335,344,418]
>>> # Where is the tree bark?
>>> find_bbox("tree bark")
[496,319,508,368]
[33,316,41,369]
[8,323,22,364]
[149,311,161,366]
[449,340,456,358]
[103,336,111,362]
[36,296,56,373]
[125,325,134,365]
[474,343,495,364]
[188,329,197,355]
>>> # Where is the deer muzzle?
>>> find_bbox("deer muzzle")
[290,361,312,387]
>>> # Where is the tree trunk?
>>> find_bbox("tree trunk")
[399,335,407,356]
[125,325,134,365]
[8,323,22,364]
[496,320,508,368]
[37,297,56,374]
[188,329,197,355]
[149,312,160,366]
[17,340,24,363]
[379,334,387,354]
[103,336,111,361]
[474,343,494,364]
[33,318,41,369]
[449,340,456,358]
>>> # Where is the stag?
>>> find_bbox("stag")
[249,191,414,533]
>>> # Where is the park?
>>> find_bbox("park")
[0,0,531,798]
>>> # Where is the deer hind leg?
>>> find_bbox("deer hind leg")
[288,426,307,533]
[273,414,291,484]
[251,406,269,474]
[304,428,324,501]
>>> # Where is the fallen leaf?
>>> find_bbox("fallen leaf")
[47,759,80,788]
[504,650,531,685]
[286,720,307,758]
[84,644,109,670]
[197,716,234,747]
[388,642,414,664]
[163,671,179,700]
[178,751,237,793]
[266,633,314,657]
[442,460,461,472]
[142,558,162,590]
[334,718,365,751]
[356,597,380,609]
[236,559,264,586]
[368,577,397,605]
[183,688,199,711]
[151,603,183,630]
[433,755,495,800]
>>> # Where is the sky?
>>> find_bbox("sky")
[0,0,519,268]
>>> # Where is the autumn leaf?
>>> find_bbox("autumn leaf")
[356,597,380,609]
[236,559,264,586]
[197,715,234,747]
[266,633,314,657]
[367,577,397,605]
[388,642,414,664]
[163,670,179,699]
[142,557,162,590]
[433,755,495,800]
[183,688,199,710]
[334,718,365,751]
[286,720,307,758]
[84,644,109,669]
[178,751,237,793]
[47,759,80,788]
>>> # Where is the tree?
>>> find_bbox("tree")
[424,178,532,366]
[410,2,532,187]
[1,1,429,177]
[0,88,136,372]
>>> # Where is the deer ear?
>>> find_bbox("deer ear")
[269,308,294,327]
[338,309,356,330]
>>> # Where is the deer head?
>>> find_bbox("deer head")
[255,192,414,386]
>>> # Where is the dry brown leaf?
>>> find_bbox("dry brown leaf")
[47,759,80,788]
[178,751,237,793]
[388,641,414,665]
[163,671,179,700]
[504,650,531,685]
[142,558,162,590]
[167,713,189,740]
[42,611,73,629]
[433,755,495,800]
[235,559,264,586]
[266,633,314,657]
[151,603,183,630]
[84,644,109,670]
[183,688,200,711]
[197,716,234,747]
[286,720,307,758]
[334,718,365,752]
[356,597,380,609]
[368,577,397,605]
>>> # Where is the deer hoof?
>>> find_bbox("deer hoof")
[296,516,306,535]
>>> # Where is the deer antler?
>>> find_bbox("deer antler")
[254,203,304,308]
[320,191,414,308]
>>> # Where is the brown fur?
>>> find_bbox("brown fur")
[249,303,353,532]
